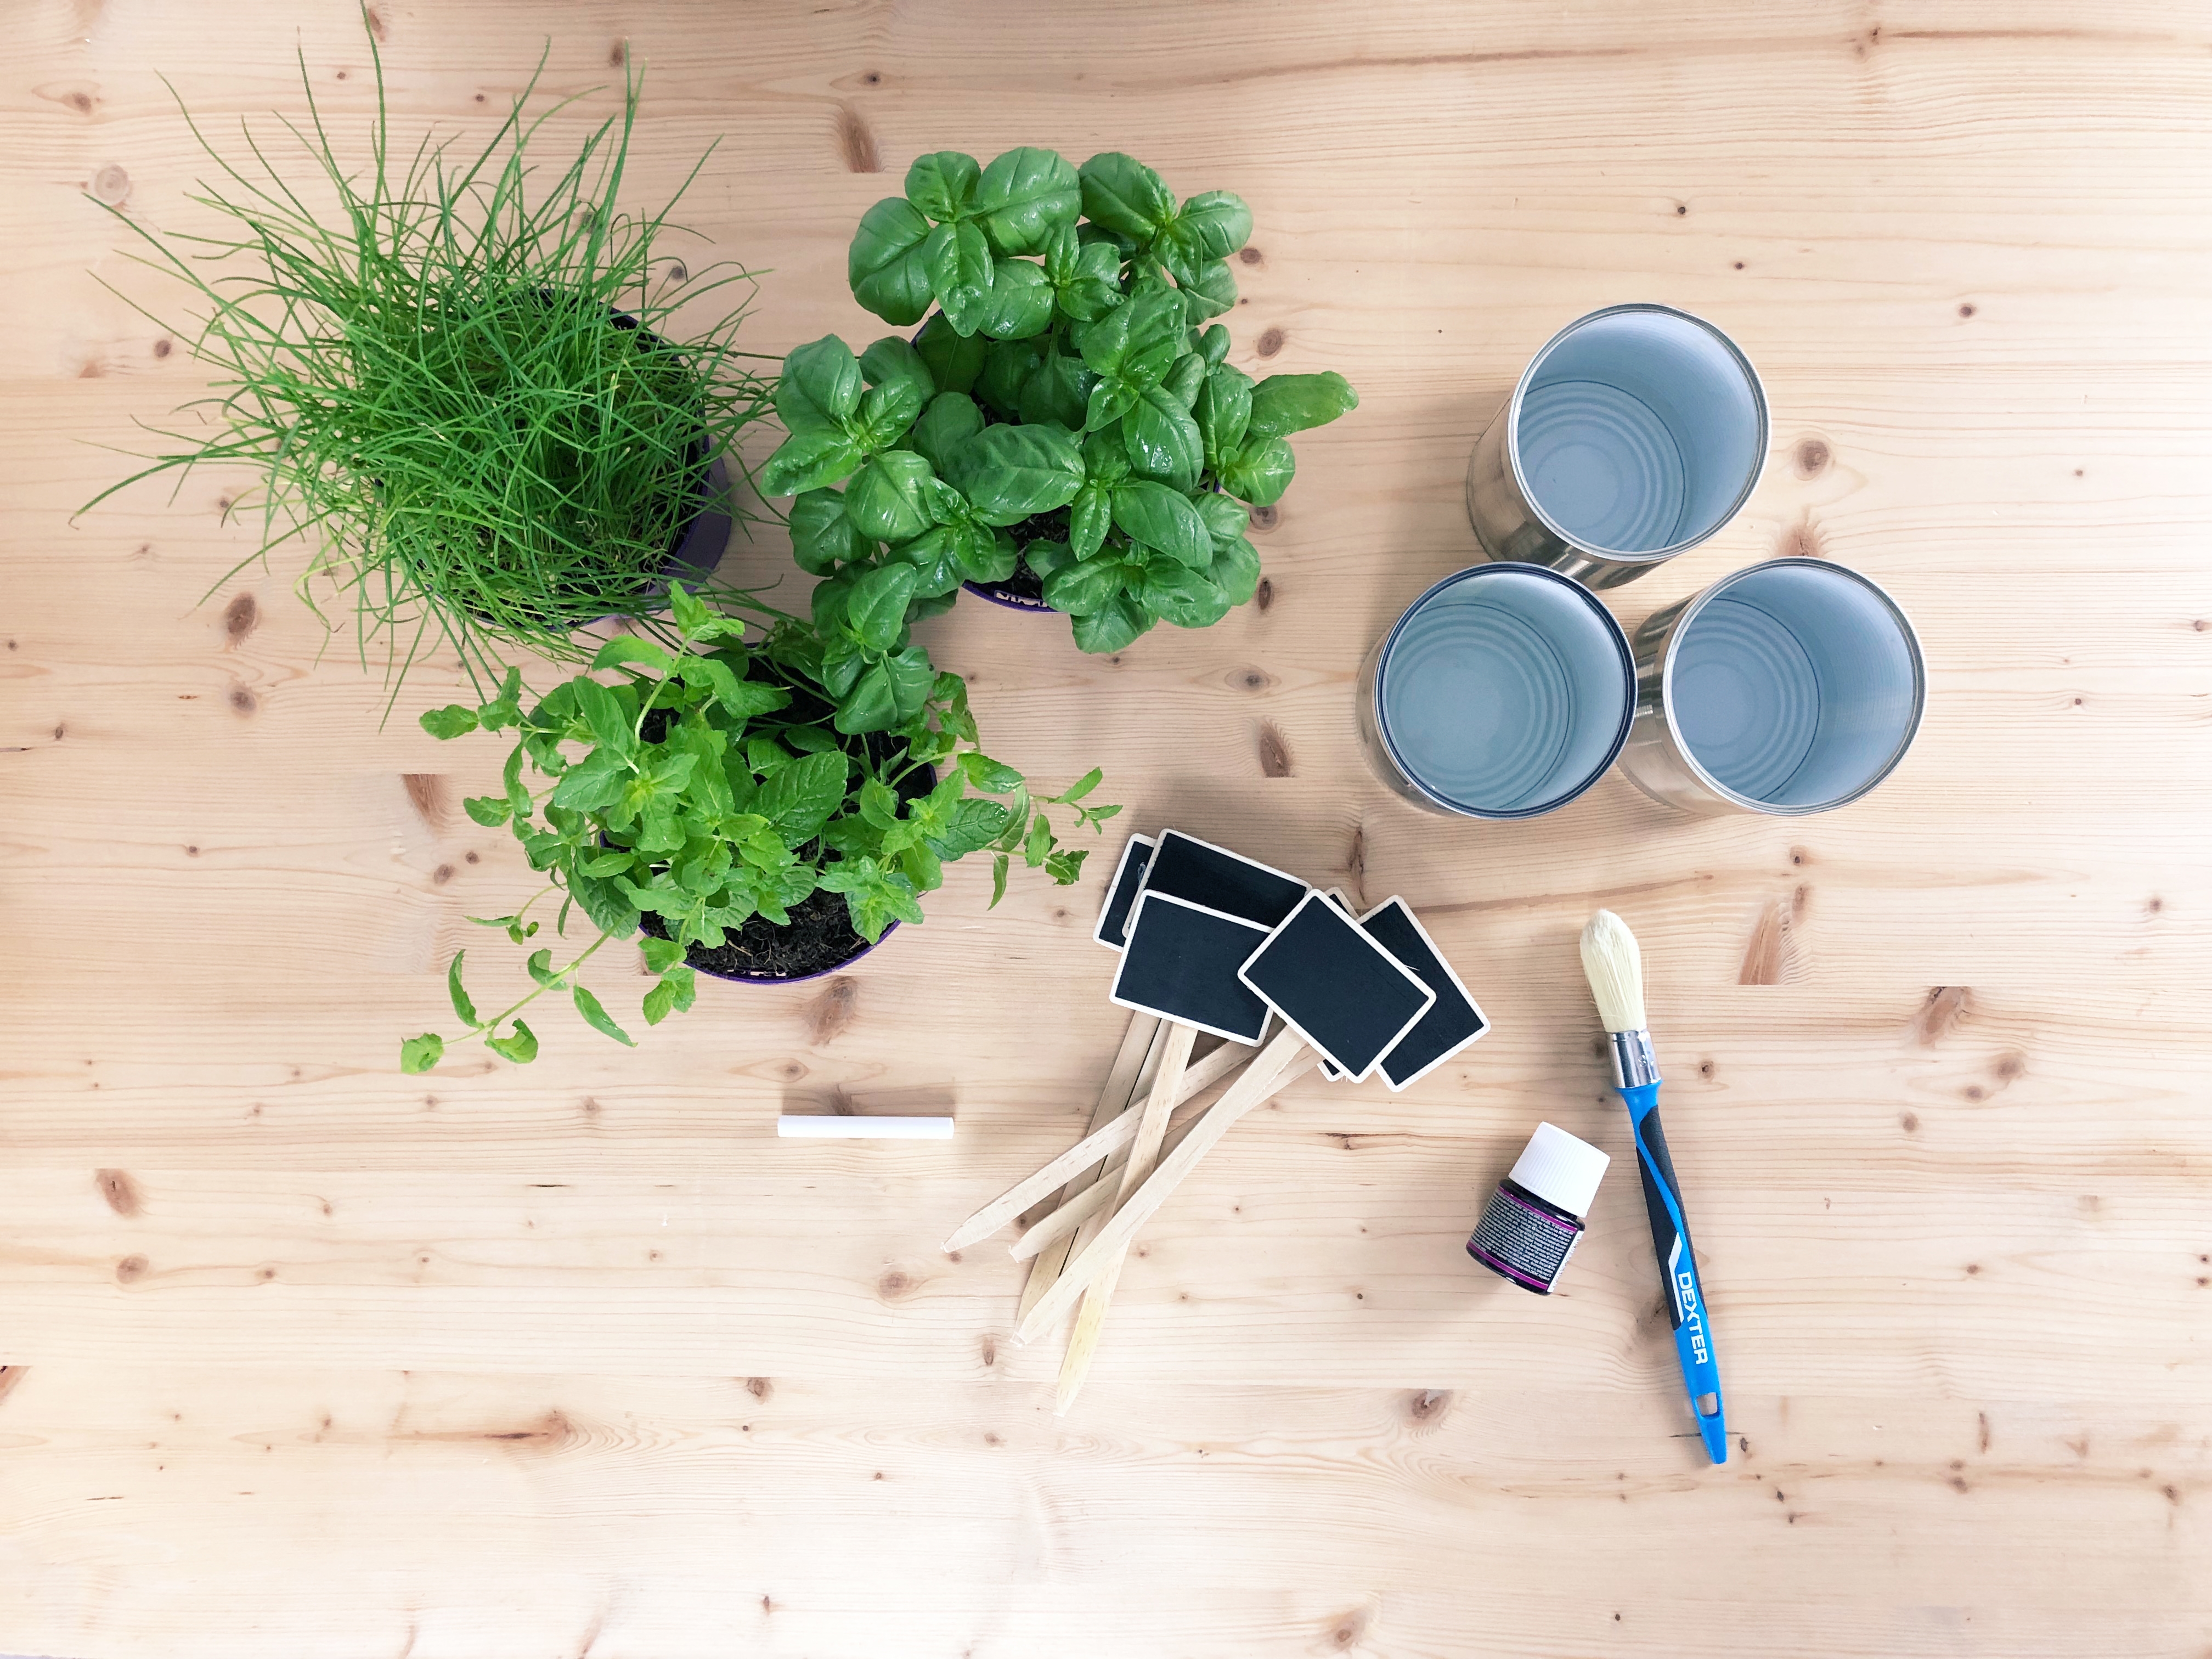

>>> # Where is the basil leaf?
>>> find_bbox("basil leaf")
[975,257,1054,340]
[760,429,864,498]
[1060,238,1125,321]
[845,451,936,544]
[905,150,980,222]
[849,198,935,324]
[927,219,997,336]
[1082,376,1139,434]
[858,336,936,410]
[1140,562,1233,629]
[1246,371,1360,438]
[1043,556,1127,616]
[788,488,870,574]
[909,392,984,475]
[1121,386,1203,489]
[1024,538,1075,581]
[1110,479,1211,566]
[679,658,788,723]
[836,663,898,733]
[1168,190,1251,261]
[949,524,1017,584]
[1194,363,1254,469]
[975,337,1045,420]
[973,146,1082,255]
[1068,484,1111,560]
[889,527,966,597]
[845,561,921,650]
[855,377,926,450]
[915,311,986,394]
[774,335,864,435]
[1079,151,1174,239]
[1197,490,1250,543]
[1219,435,1297,506]
[590,635,676,675]
[947,424,1085,524]
[1198,324,1231,368]
[884,646,935,723]
[1018,343,1093,428]
[1177,259,1237,324]
[1073,286,1182,383]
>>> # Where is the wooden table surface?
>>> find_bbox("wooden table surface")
[5,3,2210,1655]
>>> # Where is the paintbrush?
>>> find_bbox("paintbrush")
[1579,909,1728,1466]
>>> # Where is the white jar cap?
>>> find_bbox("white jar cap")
[1508,1121,1611,1217]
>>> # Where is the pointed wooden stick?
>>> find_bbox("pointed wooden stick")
[1020,1026,1318,1348]
[940,1034,1257,1253]
[1011,1068,1232,1261]
[1015,1015,1162,1324]
[1051,1022,1195,1413]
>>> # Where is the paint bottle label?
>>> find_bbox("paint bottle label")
[1467,1180,1586,1294]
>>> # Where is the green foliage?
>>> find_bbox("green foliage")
[80,24,778,696]
[401,587,1116,1070]
[760,149,1358,655]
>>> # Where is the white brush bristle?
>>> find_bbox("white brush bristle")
[1579,909,1646,1034]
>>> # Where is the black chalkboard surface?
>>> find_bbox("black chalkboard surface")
[1238,891,1435,1080]
[1358,898,1489,1091]
[1139,830,1306,929]
[1316,889,1355,1080]
[1092,832,1157,951]
[1109,891,1273,1045]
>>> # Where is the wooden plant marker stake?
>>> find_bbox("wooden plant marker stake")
[1014,1012,1163,1324]
[1051,1020,1195,1413]
[1019,1025,1319,1348]
[940,1034,1258,1254]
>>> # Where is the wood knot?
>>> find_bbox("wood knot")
[836,104,881,173]
[1256,327,1285,358]
[1403,1387,1453,1425]
[95,1169,142,1217]
[228,685,257,716]
[877,1268,915,1300]
[1899,1111,1920,1133]
[1238,246,1262,266]
[1913,985,1972,1045]
[745,1376,772,1401]
[153,337,172,358]
[1958,302,1976,318]
[807,976,859,1045]
[1793,437,1830,477]
[1256,720,1293,778]
[115,1254,149,1284]
[1324,1606,1372,1650]
[1234,665,1277,693]
[91,163,130,205]
[1253,576,1274,612]
[1248,504,1279,532]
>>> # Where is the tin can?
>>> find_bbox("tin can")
[1358,563,1635,820]
[1466,303,1769,589]
[1617,557,1926,816]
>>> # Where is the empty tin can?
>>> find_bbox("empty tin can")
[1358,563,1636,820]
[1466,303,1769,589]
[1617,557,1926,816]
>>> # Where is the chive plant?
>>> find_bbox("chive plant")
[83,31,777,693]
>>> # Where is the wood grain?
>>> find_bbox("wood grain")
[4,0,2211,1653]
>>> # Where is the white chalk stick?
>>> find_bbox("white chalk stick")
[777,1115,954,1139]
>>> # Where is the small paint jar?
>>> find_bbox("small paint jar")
[1466,1122,1611,1295]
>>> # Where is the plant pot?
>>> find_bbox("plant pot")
[639,888,900,985]
[961,559,1055,612]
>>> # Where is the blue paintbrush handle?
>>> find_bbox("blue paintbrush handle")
[1618,1081,1728,1465]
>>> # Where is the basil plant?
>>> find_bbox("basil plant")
[759,148,1358,656]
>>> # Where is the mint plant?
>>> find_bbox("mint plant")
[401,585,1115,1071]
[758,149,1357,658]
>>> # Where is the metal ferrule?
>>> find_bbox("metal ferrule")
[1608,1029,1660,1091]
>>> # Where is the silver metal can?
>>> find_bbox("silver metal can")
[1617,557,1926,816]
[1358,563,1635,820]
[1466,303,1769,589]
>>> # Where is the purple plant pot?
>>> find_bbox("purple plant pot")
[961,575,1054,611]
[681,918,900,986]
